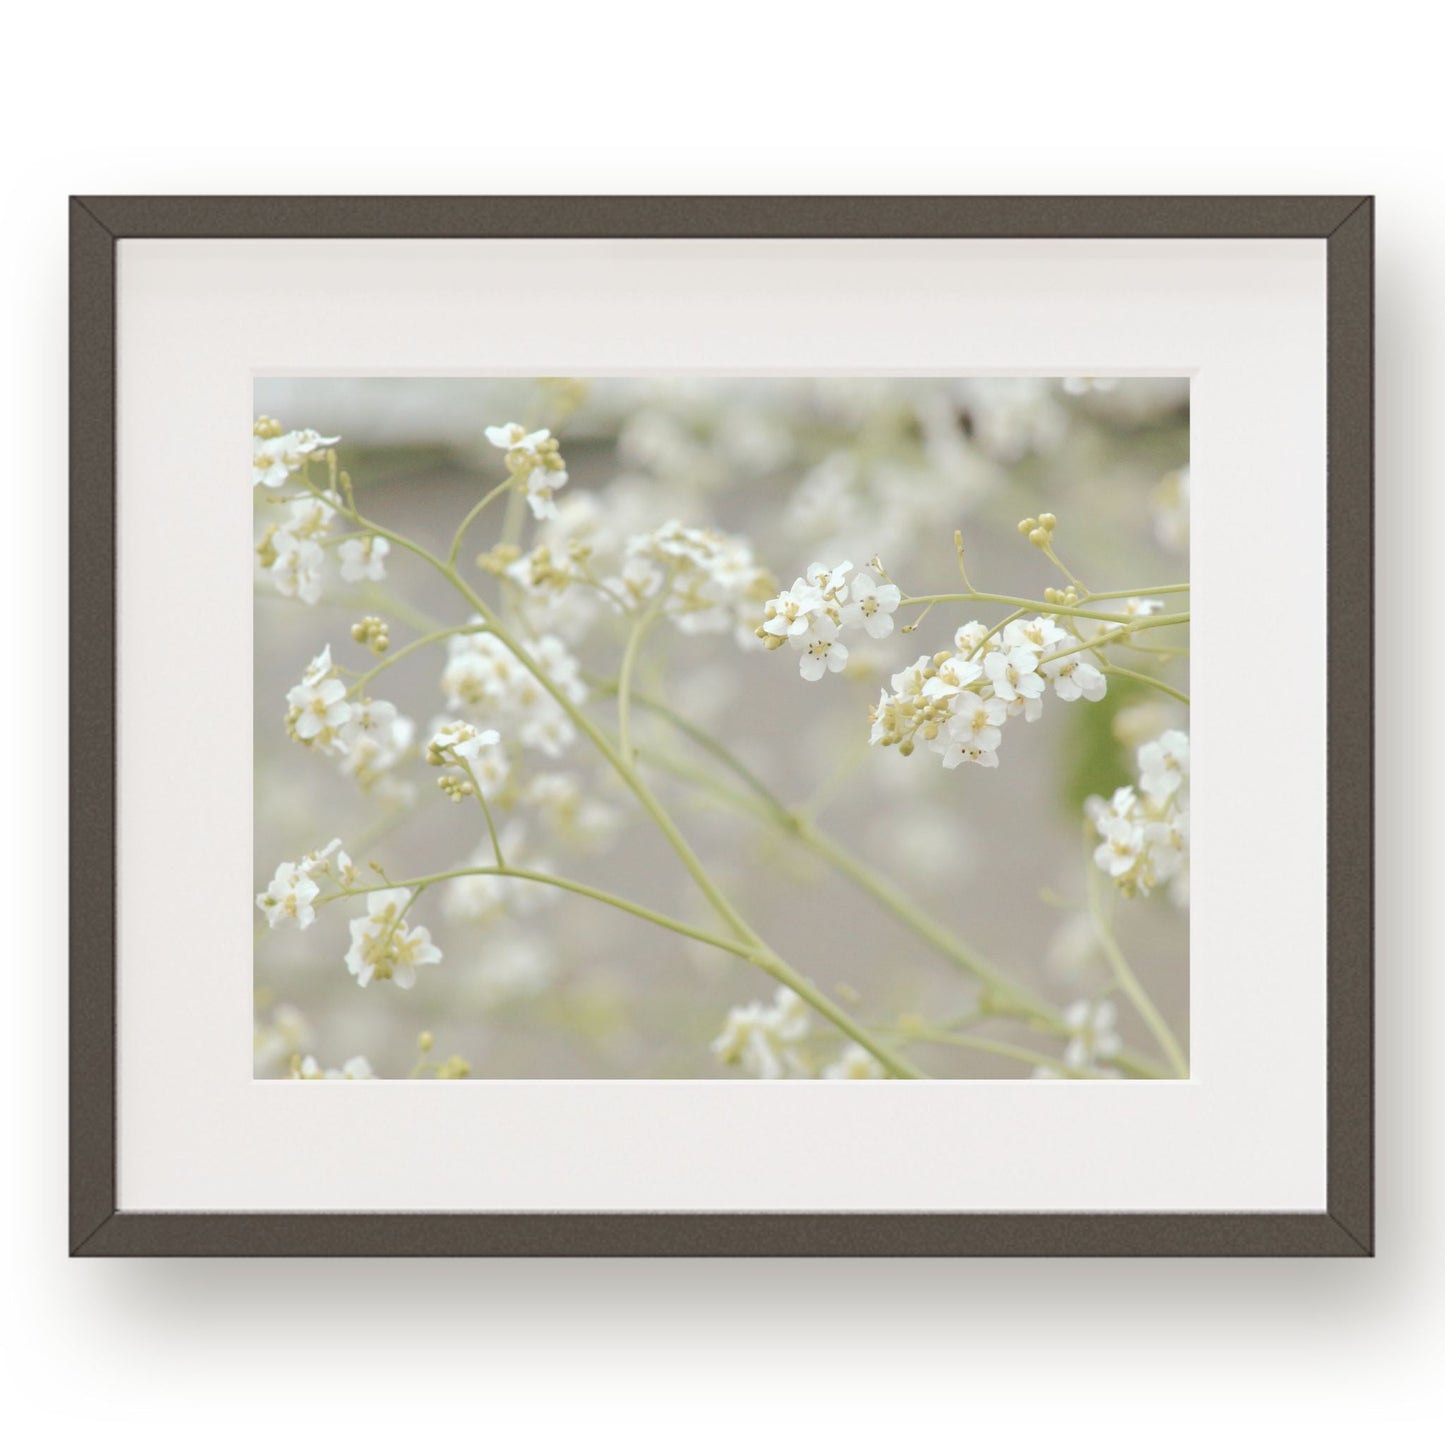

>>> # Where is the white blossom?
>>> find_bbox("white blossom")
[255,861,321,930]
[823,1043,886,1080]
[1062,999,1122,1071]
[252,424,340,489]
[286,649,353,753]
[712,987,810,1079]
[344,889,442,989]
[269,532,325,606]
[1138,729,1189,806]
[292,1054,375,1080]
[984,646,1045,706]
[1043,653,1108,702]
[799,632,849,681]
[338,535,390,583]
[839,570,901,639]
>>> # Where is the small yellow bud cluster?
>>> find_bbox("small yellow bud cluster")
[506,433,566,479]
[868,655,959,755]
[415,1030,471,1079]
[253,414,284,440]
[476,542,523,575]
[523,545,574,591]
[437,773,476,802]
[1043,584,1080,606]
[255,523,280,570]
[350,615,390,654]
[1018,511,1059,549]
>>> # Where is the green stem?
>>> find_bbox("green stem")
[1081,583,1190,601]
[1101,663,1191,706]
[301,477,921,1080]
[323,867,756,961]
[607,680,1059,1021]
[901,592,1189,626]
[346,624,488,697]
[446,477,515,569]
[899,1027,1094,1079]
[1084,832,1189,1078]
[457,759,505,866]
[616,597,665,766]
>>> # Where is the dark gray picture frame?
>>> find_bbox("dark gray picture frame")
[70,196,1373,1257]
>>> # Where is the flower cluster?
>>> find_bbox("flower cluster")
[711,987,810,1078]
[345,888,443,989]
[869,614,1106,770]
[1032,999,1123,1078]
[283,647,415,801]
[291,1054,375,1080]
[441,627,587,759]
[252,416,339,489]
[621,520,776,646]
[253,418,389,608]
[711,988,887,1080]
[757,560,902,680]
[485,422,570,520]
[256,838,360,930]
[1089,729,1190,900]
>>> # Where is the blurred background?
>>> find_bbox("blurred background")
[254,376,1189,1079]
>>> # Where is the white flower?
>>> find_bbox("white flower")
[441,629,585,759]
[938,736,1000,769]
[1093,815,1145,878]
[252,426,339,488]
[344,889,442,989]
[429,719,501,763]
[1004,615,1068,651]
[953,620,998,656]
[269,532,325,606]
[484,422,551,457]
[984,645,1045,705]
[1043,653,1108,702]
[286,651,352,749]
[293,1055,374,1080]
[338,535,389,583]
[823,1043,886,1080]
[1138,729,1189,805]
[341,696,399,746]
[285,493,335,538]
[524,465,570,521]
[799,634,848,681]
[839,570,901,639]
[712,987,810,1078]
[761,579,824,640]
[921,654,983,704]
[946,690,1007,751]
[485,423,569,520]
[1062,999,1122,1071]
[255,861,321,929]
[805,559,853,601]
[1119,596,1165,619]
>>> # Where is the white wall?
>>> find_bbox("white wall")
[6,1,1432,1435]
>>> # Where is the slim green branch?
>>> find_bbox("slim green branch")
[296,476,923,1080]
[322,867,756,961]
[1084,829,1189,1079]
[1101,663,1191,706]
[457,759,505,866]
[900,592,1191,627]
[446,477,515,569]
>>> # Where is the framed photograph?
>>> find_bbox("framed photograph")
[71,196,1372,1256]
